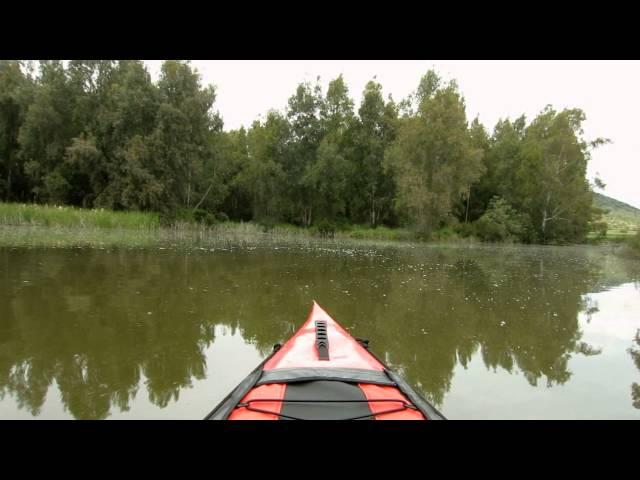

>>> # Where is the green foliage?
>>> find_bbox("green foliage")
[0,62,611,245]
[474,197,528,242]
[257,216,277,233]
[192,208,216,226]
[384,70,485,237]
[0,202,159,229]
[215,212,229,223]
[0,61,34,202]
[452,221,476,238]
[285,79,324,226]
[347,225,414,242]
[315,218,336,238]
[351,80,398,227]
[430,225,462,242]
[516,107,595,243]
[234,112,288,221]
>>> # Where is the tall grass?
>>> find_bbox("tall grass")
[0,202,479,249]
[340,225,416,242]
[0,202,159,229]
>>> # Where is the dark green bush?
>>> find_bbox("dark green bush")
[453,221,476,238]
[316,219,336,238]
[215,212,229,223]
[193,209,216,226]
[475,197,527,243]
[258,217,276,233]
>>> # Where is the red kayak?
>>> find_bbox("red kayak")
[205,301,445,420]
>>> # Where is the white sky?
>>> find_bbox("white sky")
[146,60,640,208]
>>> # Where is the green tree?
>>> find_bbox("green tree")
[352,80,398,226]
[285,79,324,226]
[0,60,34,201]
[18,61,79,203]
[475,196,529,242]
[302,136,348,223]
[518,106,609,243]
[217,128,251,220]
[302,75,355,223]
[91,60,162,210]
[150,60,221,213]
[385,70,484,236]
[466,116,527,223]
[236,112,290,221]
[456,116,491,224]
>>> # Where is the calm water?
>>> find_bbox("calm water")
[1,243,639,419]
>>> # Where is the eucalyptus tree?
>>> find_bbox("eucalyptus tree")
[352,80,398,226]
[0,60,34,201]
[385,70,484,236]
[285,79,324,226]
[303,75,355,223]
[518,106,609,243]
[237,112,290,221]
[151,60,221,212]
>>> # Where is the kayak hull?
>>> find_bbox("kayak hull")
[206,302,445,420]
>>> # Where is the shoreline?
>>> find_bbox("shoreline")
[0,224,632,253]
[0,202,636,251]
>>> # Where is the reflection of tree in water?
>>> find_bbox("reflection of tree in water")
[0,249,216,418]
[233,246,623,406]
[0,245,637,418]
[304,247,618,406]
[220,246,636,407]
[0,247,318,418]
[629,330,640,409]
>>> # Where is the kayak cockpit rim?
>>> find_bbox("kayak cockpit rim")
[204,356,446,420]
[204,302,447,420]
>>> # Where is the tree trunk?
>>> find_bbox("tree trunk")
[370,185,376,227]
[192,182,214,213]
[6,168,11,202]
[302,206,312,228]
[370,199,376,227]
[464,184,471,224]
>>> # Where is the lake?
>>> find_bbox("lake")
[1,243,639,419]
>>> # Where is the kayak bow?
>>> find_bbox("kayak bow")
[205,301,445,420]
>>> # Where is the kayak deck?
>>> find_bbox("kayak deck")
[206,302,445,420]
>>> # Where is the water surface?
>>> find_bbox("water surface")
[1,244,639,419]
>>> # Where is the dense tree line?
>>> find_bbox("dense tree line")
[0,60,608,243]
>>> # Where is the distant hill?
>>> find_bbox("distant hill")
[594,192,640,234]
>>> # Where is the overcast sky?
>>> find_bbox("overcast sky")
[146,60,640,208]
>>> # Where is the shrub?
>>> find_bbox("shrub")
[431,225,460,241]
[192,208,217,226]
[192,209,207,223]
[474,197,527,243]
[215,212,230,223]
[453,221,475,238]
[257,217,276,233]
[315,219,336,238]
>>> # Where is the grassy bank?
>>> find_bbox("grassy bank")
[0,222,431,250]
[0,202,428,249]
[0,203,159,229]
[2,201,630,251]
